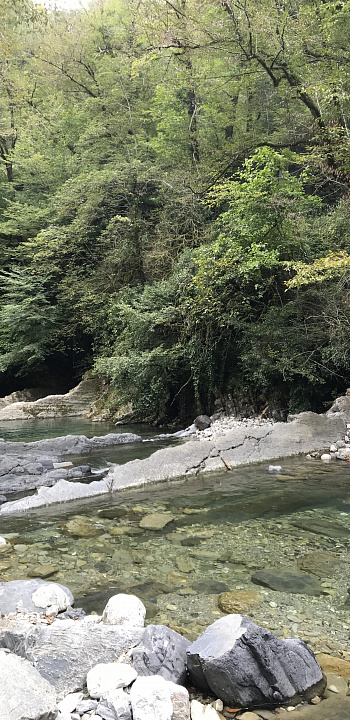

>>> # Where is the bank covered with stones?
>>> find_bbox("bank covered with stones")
[1,392,350,515]
[0,579,349,720]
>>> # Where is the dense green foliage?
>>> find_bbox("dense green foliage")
[1,0,350,420]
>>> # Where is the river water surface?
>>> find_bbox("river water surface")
[0,418,349,657]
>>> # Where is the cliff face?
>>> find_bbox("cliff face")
[0,379,102,421]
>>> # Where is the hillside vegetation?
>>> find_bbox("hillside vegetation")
[1,0,350,422]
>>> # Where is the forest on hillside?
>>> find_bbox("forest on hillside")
[1,0,350,423]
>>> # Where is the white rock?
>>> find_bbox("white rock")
[0,651,57,720]
[102,594,146,627]
[31,583,72,613]
[130,675,173,720]
[268,465,282,473]
[87,662,137,698]
[0,537,7,546]
[57,691,84,713]
[191,699,224,719]
[166,680,190,720]
[329,444,337,453]
[81,614,101,624]
[321,453,332,462]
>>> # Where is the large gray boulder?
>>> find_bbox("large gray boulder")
[186,614,325,708]
[24,621,144,699]
[0,650,57,720]
[0,579,73,615]
[131,624,190,684]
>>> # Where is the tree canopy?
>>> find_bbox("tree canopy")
[1,0,350,419]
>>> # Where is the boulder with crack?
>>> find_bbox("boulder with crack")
[186,614,325,708]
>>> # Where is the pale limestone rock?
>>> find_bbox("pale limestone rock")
[0,650,57,720]
[102,594,146,627]
[130,675,173,720]
[87,662,137,698]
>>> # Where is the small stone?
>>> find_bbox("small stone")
[102,594,146,627]
[76,700,98,714]
[176,556,196,573]
[321,454,332,462]
[218,590,260,615]
[191,699,224,719]
[310,696,321,704]
[130,675,173,720]
[87,662,137,698]
[139,513,174,530]
[239,714,260,720]
[57,692,84,714]
[0,537,7,547]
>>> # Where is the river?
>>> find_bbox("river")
[0,418,349,657]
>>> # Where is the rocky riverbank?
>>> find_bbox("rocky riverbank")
[0,579,349,720]
[1,392,350,514]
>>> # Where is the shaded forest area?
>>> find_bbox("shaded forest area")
[1,0,350,423]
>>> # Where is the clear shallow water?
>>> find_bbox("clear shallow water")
[0,417,166,443]
[0,453,350,654]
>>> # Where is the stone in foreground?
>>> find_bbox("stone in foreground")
[0,650,57,720]
[130,675,173,720]
[96,690,132,720]
[24,621,143,699]
[186,614,325,708]
[131,624,190,683]
[87,662,137,698]
[0,579,73,614]
[102,593,146,627]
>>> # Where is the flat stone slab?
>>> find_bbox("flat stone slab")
[251,570,323,595]
[292,519,350,539]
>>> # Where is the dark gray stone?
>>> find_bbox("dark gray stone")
[292,518,350,539]
[0,495,6,504]
[194,415,211,431]
[0,579,74,614]
[251,570,323,595]
[131,624,190,684]
[186,614,325,708]
[56,607,86,620]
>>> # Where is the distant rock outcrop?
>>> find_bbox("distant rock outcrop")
[0,379,101,420]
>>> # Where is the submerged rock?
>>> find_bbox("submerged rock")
[139,513,174,530]
[186,614,325,708]
[251,569,323,595]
